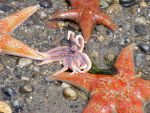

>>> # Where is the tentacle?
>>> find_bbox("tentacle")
[75,34,85,52]
[43,46,69,54]
[36,57,64,65]
[54,58,69,75]
[80,53,92,72]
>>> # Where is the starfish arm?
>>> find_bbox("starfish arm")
[52,9,80,22]
[95,11,117,31]
[49,72,100,92]
[79,15,95,42]
[135,78,150,101]
[83,93,115,113]
[69,0,85,8]
[0,5,40,33]
[116,94,144,113]
[114,44,136,79]
[0,34,44,60]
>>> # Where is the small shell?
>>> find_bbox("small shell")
[63,87,78,100]
[0,101,12,113]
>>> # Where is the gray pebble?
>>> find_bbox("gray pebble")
[11,100,23,112]
[19,84,34,94]
[134,24,147,36]
[138,43,150,54]
[18,58,33,67]
[39,0,52,8]
[2,87,16,97]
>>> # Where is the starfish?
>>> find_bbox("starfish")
[38,31,92,75]
[0,5,45,60]
[51,0,117,42]
[48,44,150,113]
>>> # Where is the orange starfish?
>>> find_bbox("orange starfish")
[51,0,117,42]
[48,44,150,113]
[0,5,45,60]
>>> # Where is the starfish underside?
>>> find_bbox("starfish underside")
[51,0,117,42]
[0,5,45,60]
[49,44,150,113]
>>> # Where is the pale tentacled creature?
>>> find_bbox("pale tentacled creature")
[38,31,92,75]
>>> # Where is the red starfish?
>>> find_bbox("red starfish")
[51,0,117,42]
[48,44,150,113]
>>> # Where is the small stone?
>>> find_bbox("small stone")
[119,37,130,46]
[2,87,16,97]
[39,0,52,8]
[63,87,78,100]
[0,63,4,72]
[0,101,12,113]
[119,0,137,7]
[0,4,12,12]
[19,84,34,94]
[20,76,30,82]
[18,58,33,67]
[89,50,99,58]
[67,23,80,31]
[40,11,47,19]
[135,17,147,25]
[11,100,23,112]
[135,53,145,67]
[97,35,105,42]
[100,0,109,8]
[139,1,148,8]
[61,83,71,88]
[138,43,150,54]
[106,3,122,14]
[134,24,147,36]
[1,56,17,67]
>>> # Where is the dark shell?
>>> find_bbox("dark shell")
[119,0,137,7]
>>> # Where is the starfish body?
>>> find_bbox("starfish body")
[0,5,45,60]
[51,0,117,42]
[49,44,150,113]
[38,31,92,75]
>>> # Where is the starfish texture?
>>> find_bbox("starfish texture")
[0,5,45,60]
[51,0,117,42]
[38,31,91,75]
[49,44,150,113]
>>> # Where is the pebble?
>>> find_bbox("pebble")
[134,24,147,36]
[139,0,148,8]
[11,100,23,112]
[67,22,80,31]
[40,11,47,19]
[138,43,150,54]
[135,17,147,25]
[97,35,105,42]
[89,50,99,58]
[100,0,109,8]
[19,84,34,94]
[0,63,4,72]
[1,56,17,67]
[39,0,52,8]
[119,0,137,7]
[119,37,130,46]
[106,3,123,14]
[2,87,16,97]
[135,53,145,67]
[63,87,78,100]
[0,101,12,113]
[20,76,30,82]
[18,58,33,67]
[0,4,12,12]
[61,83,71,88]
